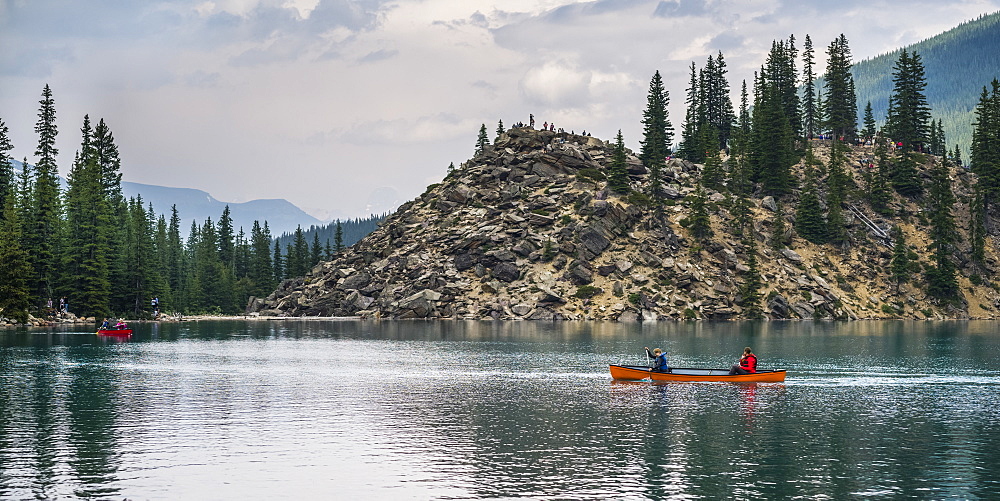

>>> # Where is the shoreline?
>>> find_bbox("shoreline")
[5,313,997,328]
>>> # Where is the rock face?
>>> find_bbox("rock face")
[249,128,1000,321]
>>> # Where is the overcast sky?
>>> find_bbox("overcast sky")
[2,0,998,219]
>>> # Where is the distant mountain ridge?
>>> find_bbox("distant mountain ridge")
[11,159,323,236]
[848,11,1000,154]
[121,181,323,236]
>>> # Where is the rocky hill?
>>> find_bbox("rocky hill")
[247,127,1000,320]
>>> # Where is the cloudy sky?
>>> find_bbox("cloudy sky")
[2,0,998,219]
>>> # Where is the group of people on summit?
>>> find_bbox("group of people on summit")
[643,346,758,375]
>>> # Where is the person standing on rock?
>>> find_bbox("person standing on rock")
[529,114,535,128]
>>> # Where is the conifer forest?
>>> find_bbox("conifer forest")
[3,23,1000,323]
[0,89,383,322]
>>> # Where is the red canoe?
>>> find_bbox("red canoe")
[610,364,786,382]
[96,329,133,336]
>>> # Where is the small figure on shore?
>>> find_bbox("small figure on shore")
[729,347,758,375]
[645,346,670,373]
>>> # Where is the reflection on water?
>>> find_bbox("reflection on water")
[1,320,999,499]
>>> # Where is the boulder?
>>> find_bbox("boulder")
[578,227,610,256]
[338,271,372,291]
[565,263,594,285]
[780,248,803,263]
[492,262,521,282]
[762,196,778,212]
[454,253,478,271]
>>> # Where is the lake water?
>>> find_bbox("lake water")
[1,320,999,499]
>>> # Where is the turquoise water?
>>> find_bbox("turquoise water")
[1,320,998,499]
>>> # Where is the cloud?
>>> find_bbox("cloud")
[4,0,1000,219]
[519,61,592,107]
[0,45,74,78]
[184,70,222,87]
[336,113,476,145]
[709,31,745,52]
[357,48,399,64]
[652,0,710,17]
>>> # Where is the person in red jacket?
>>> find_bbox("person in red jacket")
[729,347,757,375]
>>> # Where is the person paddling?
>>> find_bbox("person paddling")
[729,347,758,375]
[644,346,670,373]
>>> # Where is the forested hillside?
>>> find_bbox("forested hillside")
[255,23,1000,321]
[849,11,1000,156]
[274,215,386,255]
[0,86,382,322]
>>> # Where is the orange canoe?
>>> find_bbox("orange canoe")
[97,329,133,337]
[609,364,786,382]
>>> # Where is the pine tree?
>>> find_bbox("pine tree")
[679,62,702,162]
[760,38,801,139]
[123,197,159,314]
[272,240,284,281]
[928,120,939,155]
[234,226,250,279]
[288,225,309,277]
[729,80,752,195]
[825,140,850,245]
[475,124,490,155]
[925,159,958,300]
[702,52,736,151]
[866,139,893,215]
[608,130,629,194]
[193,216,235,313]
[334,220,344,253]
[971,79,1000,224]
[971,188,986,265]
[28,84,63,304]
[823,34,858,141]
[700,133,724,191]
[0,194,31,323]
[311,231,322,267]
[496,120,504,141]
[0,117,13,219]
[891,150,923,197]
[889,226,910,290]
[884,49,931,152]
[862,101,877,138]
[738,234,765,319]
[641,71,673,198]
[731,194,752,238]
[795,149,828,244]
[61,115,112,318]
[93,118,123,203]
[750,76,795,194]
[801,34,818,139]
[217,206,235,270]
[687,183,712,241]
[183,220,202,311]
[166,205,185,310]
[769,199,788,249]
[250,220,274,296]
